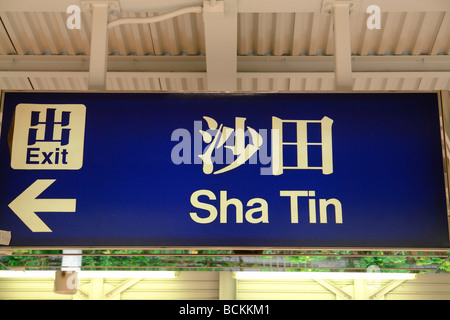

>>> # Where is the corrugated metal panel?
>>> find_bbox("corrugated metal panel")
[238,12,333,56]
[27,73,88,90]
[109,12,206,56]
[159,73,206,91]
[1,10,447,58]
[0,11,205,57]
[0,75,32,90]
[352,72,450,91]
[430,11,450,55]
[237,11,449,57]
[147,12,205,56]
[238,72,450,91]
[108,73,161,91]
[362,11,450,56]
[238,74,292,91]
[0,18,16,54]
[108,12,155,56]
[237,73,336,91]
[0,11,91,55]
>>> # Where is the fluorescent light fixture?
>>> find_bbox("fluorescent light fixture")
[0,270,178,279]
[233,272,416,280]
[0,271,55,278]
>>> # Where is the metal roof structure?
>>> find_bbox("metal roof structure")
[0,0,449,92]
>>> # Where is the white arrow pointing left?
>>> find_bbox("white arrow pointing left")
[8,179,76,232]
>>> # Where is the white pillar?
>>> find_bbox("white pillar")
[219,271,236,299]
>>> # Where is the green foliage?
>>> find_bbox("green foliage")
[1,250,449,273]
[286,255,328,264]
[0,250,62,269]
[439,260,450,272]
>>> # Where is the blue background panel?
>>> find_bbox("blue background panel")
[0,92,448,248]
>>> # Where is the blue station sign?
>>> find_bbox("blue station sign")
[0,91,449,248]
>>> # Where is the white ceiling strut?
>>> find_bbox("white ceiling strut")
[88,2,110,90]
[330,1,354,90]
[203,0,238,91]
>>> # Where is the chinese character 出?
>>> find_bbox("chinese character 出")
[28,108,71,146]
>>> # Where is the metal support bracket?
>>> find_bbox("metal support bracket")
[80,0,121,16]
[314,279,353,300]
[369,280,408,300]
[322,0,360,15]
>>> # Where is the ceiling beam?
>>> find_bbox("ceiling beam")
[0,71,450,85]
[1,71,449,91]
[2,55,449,73]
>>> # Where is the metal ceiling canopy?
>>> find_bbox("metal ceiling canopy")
[0,0,448,92]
